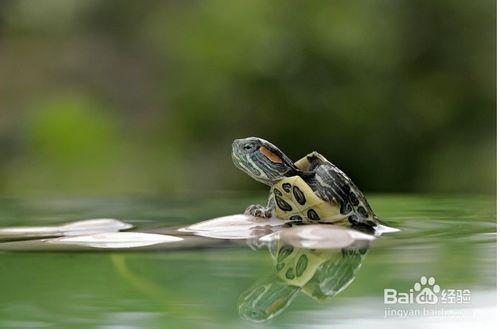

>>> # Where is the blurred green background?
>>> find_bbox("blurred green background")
[0,0,495,196]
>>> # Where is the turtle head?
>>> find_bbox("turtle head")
[232,137,299,186]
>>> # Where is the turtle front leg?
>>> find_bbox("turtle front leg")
[244,193,275,218]
[245,204,273,218]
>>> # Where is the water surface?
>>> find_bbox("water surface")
[0,194,496,328]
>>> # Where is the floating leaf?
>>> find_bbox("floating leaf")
[0,218,133,242]
[48,232,183,249]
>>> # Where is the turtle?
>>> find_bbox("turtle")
[238,237,369,322]
[231,137,382,230]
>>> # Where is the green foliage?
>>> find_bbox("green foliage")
[0,0,495,195]
[27,95,117,164]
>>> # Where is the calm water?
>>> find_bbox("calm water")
[0,194,496,329]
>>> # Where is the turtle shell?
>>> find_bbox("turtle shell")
[272,176,344,224]
[271,152,377,226]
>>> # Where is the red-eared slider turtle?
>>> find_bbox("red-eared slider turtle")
[232,137,382,230]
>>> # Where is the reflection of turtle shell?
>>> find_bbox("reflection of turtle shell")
[238,240,368,321]
[269,240,367,296]
[302,247,368,300]
[271,242,333,287]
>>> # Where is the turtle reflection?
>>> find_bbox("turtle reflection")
[238,238,369,322]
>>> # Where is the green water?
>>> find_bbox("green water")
[0,195,496,328]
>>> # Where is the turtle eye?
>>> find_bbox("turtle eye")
[243,143,253,150]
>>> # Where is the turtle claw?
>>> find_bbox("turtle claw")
[245,205,272,218]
